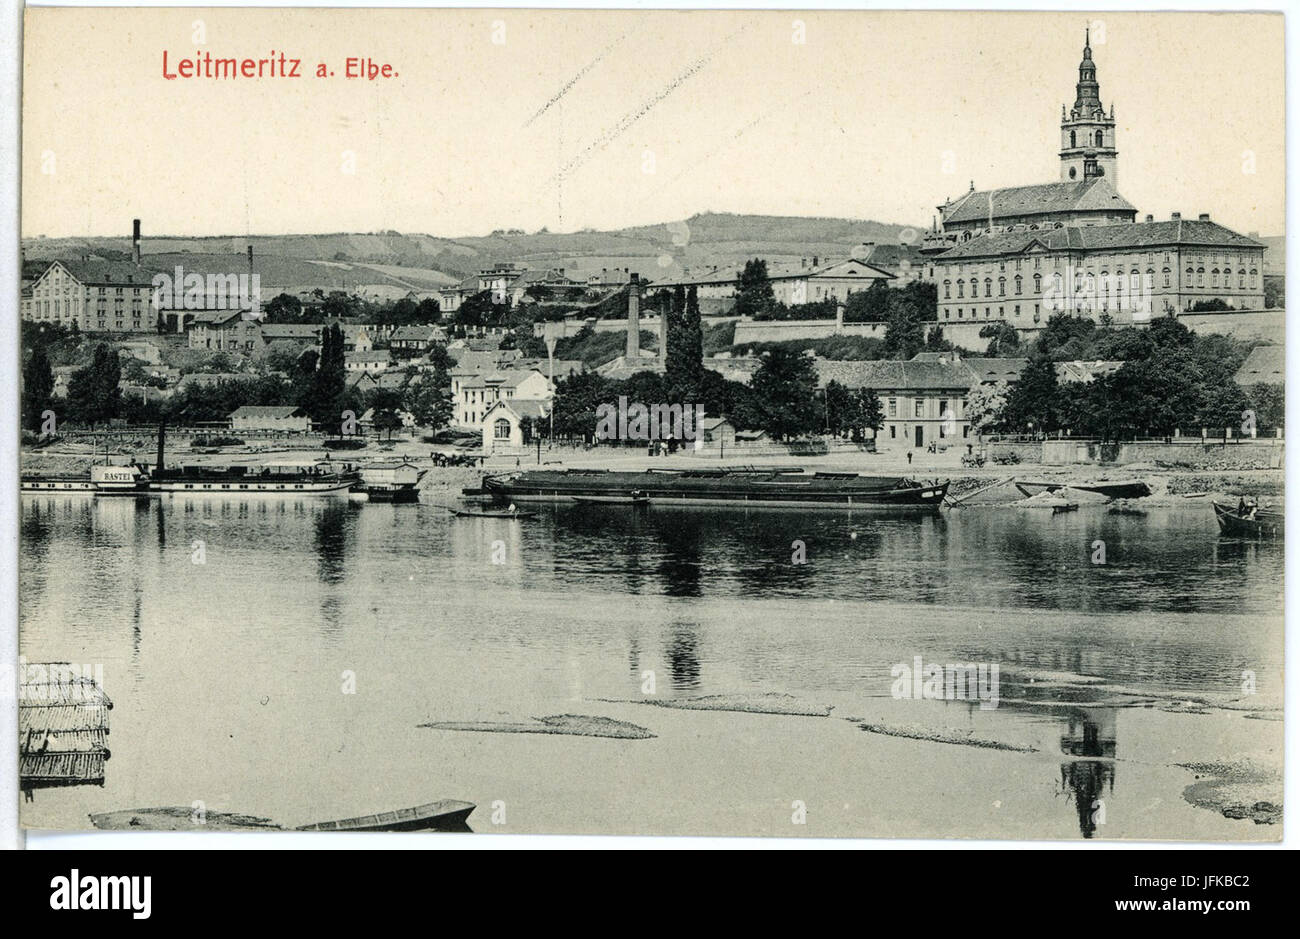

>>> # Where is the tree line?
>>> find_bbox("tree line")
[972,313,1282,439]
[21,325,455,436]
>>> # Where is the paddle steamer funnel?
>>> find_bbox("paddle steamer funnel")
[156,420,166,474]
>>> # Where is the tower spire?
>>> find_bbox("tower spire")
[1060,26,1118,186]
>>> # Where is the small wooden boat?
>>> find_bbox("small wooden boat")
[1052,502,1079,514]
[1016,479,1151,500]
[448,506,535,519]
[1213,501,1283,538]
[90,799,476,832]
[297,799,475,832]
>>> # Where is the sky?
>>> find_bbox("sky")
[21,8,1286,239]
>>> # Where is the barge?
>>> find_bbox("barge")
[150,460,360,495]
[474,467,949,510]
[147,420,358,495]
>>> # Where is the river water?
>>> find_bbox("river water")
[19,493,1284,839]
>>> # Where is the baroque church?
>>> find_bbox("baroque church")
[920,30,1265,325]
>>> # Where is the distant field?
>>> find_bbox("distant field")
[20,213,929,288]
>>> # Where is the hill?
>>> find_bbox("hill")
[21,213,923,287]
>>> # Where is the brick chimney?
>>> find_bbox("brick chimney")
[1198,213,1211,221]
[1144,214,1154,223]
[1170,212,1181,220]
[132,218,141,264]
[626,273,641,359]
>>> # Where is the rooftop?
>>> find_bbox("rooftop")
[934,218,1265,261]
[1234,344,1284,385]
[941,178,1135,226]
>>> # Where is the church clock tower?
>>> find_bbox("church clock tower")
[1060,29,1118,186]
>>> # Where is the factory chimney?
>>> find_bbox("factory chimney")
[132,218,141,265]
[626,273,641,359]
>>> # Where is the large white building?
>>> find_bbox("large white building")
[920,30,1266,325]
[450,367,552,429]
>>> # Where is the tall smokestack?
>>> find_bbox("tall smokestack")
[626,273,640,359]
[132,219,141,265]
[247,244,253,275]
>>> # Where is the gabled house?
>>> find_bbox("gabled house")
[481,398,550,455]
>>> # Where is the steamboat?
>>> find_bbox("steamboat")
[21,462,150,496]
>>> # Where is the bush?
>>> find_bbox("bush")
[190,435,245,447]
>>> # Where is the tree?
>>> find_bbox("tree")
[456,291,507,329]
[748,348,820,440]
[881,281,938,360]
[980,321,1023,356]
[415,298,442,323]
[551,371,616,443]
[405,375,453,432]
[666,285,704,404]
[734,259,776,318]
[309,323,347,431]
[264,293,304,324]
[66,344,121,427]
[22,346,55,432]
[824,381,883,440]
[964,381,1010,435]
[1002,355,1061,434]
[823,380,853,437]
[845,279,891,322]
[1034,314,1096,360]
[368,388,406,439]
[1247,383,1284,432]
[853,388,885,441]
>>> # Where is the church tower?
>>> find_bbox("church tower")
[1060,28,1118,187]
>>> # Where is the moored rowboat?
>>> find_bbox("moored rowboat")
[448,507,535,519]
[1212,501,1283,538]
[297,799,475,832]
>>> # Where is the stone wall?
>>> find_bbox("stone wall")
[724,307,1284,351]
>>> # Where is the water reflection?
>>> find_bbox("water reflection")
[17,494,1283,838]
[1058,709,1117,839]
[666,622,702,690]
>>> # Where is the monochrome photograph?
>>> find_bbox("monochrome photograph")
[15,7,1285,842]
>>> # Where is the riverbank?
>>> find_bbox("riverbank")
[22,440,1284,507]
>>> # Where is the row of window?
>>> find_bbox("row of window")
[944,268,1258,299]
[884,398,960,419]
[945,251,1255,279]
[1067,129,1107,149]
[945,305,1041,321]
